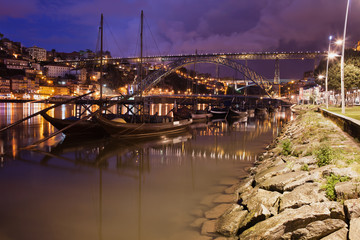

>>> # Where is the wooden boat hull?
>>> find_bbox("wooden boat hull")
[41,112,107,137]
[227,107,248,119]
[209,109,227,119]
[95,115,192,139]
[191,112,213,123]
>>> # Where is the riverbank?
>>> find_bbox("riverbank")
[196,106,360,239]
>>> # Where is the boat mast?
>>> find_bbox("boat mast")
[140,10,144,97]
[100,13,103,101]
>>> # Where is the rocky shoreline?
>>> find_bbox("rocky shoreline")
[193,108,360,239]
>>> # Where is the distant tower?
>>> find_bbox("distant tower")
[274,58,280,95]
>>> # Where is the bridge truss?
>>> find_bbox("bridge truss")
[141,56,273,96]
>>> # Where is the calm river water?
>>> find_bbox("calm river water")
[0,102,292,240]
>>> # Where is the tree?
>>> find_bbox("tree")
[327,62,360,90]
[0,33,3,40]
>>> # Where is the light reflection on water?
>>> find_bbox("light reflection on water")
[0,103,292,240]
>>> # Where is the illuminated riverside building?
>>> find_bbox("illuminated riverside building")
[4,59,28,70]
[43,65,71,78]
[26,46,47,61]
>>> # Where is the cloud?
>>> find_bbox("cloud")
[0,0,38,18]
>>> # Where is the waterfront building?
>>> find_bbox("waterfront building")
[39,86,55,97]
[69,68,87,83]
[26,46,47,61]
[43,65,71,78]
[4,59,28,70]
[0,77,11,93]
[10,76,39,93]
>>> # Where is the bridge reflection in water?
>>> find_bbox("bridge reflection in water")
[0,102,292,240]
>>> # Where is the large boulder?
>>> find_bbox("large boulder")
[349,217,360,240]
[204,204,233,219]
[279,182,328,212]
[239,202,344,239]
[258,171,309,193]
[335,181,360,200]
[237,203,271,231]
[323,167,359,179]
[286,219,347,239]
[344,199,360,220]
[215,204,247,237]
[240,188,281,216]
[254,162,290,184]
[320,227,348,240]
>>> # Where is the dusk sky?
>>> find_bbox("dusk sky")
[1,0,360,78]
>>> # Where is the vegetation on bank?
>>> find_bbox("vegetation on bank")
[277,106,360,200]
[327,106,360,121]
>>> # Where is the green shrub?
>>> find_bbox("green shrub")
[301,164,309,171]
[281,139,292,156]
[315,145,334,167]
[323,174,350,201]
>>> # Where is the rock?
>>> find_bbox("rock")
[200,194,219,207]
[279,183,328,212]
[190,218,207,228]
[215,204,247,237]
[238,203,271,231]
[321,227,348,240]
[239,202,343,239]
[344,199,360,220]
[349,218,360,240]
[259,171,309,193]
[224,183,241,194]
[214,237,238,240]
[335,181,360,200]
[234,176,254,195]
[213,194,237,203]
[190,209,204,218]
[241,188,281,216]
[323,167,359,179]
[204,204,233,219]
[297,155,318,165]
[254,163,290,184]
[290,219,347,239]
[201,220,217,235]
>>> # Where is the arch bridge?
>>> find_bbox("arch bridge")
[141,55,273,96]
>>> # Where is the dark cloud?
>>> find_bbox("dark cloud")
[1,0,360,78]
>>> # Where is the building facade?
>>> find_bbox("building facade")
[4,59,28,70]
[44,65,71,78]
[26,46,47,61]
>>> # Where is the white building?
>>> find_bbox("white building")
[44,65,71,78]
[4,59,28,70]
[27,46,47,61]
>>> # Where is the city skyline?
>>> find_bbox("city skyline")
[2,0,360,79]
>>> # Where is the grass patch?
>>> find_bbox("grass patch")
[315,145,334,167]
[323,174,350,201]
[301,164,309,171]
[327,106,360,121]
[281,139,292,156]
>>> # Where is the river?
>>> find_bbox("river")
[0,102,292,240]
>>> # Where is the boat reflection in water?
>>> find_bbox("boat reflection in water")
[0,102,292,240]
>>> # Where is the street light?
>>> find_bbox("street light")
[340,0,351,114]
[325,36,332,109]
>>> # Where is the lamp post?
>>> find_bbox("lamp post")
[325,36,332,109]
[340,0,350,114]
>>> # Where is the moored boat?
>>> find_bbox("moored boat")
[95,114,192,139]
[227,107,248,119]
[40,111,107,137]
[209,108,228,119]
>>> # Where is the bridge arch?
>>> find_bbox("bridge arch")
[141,56,273,96]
